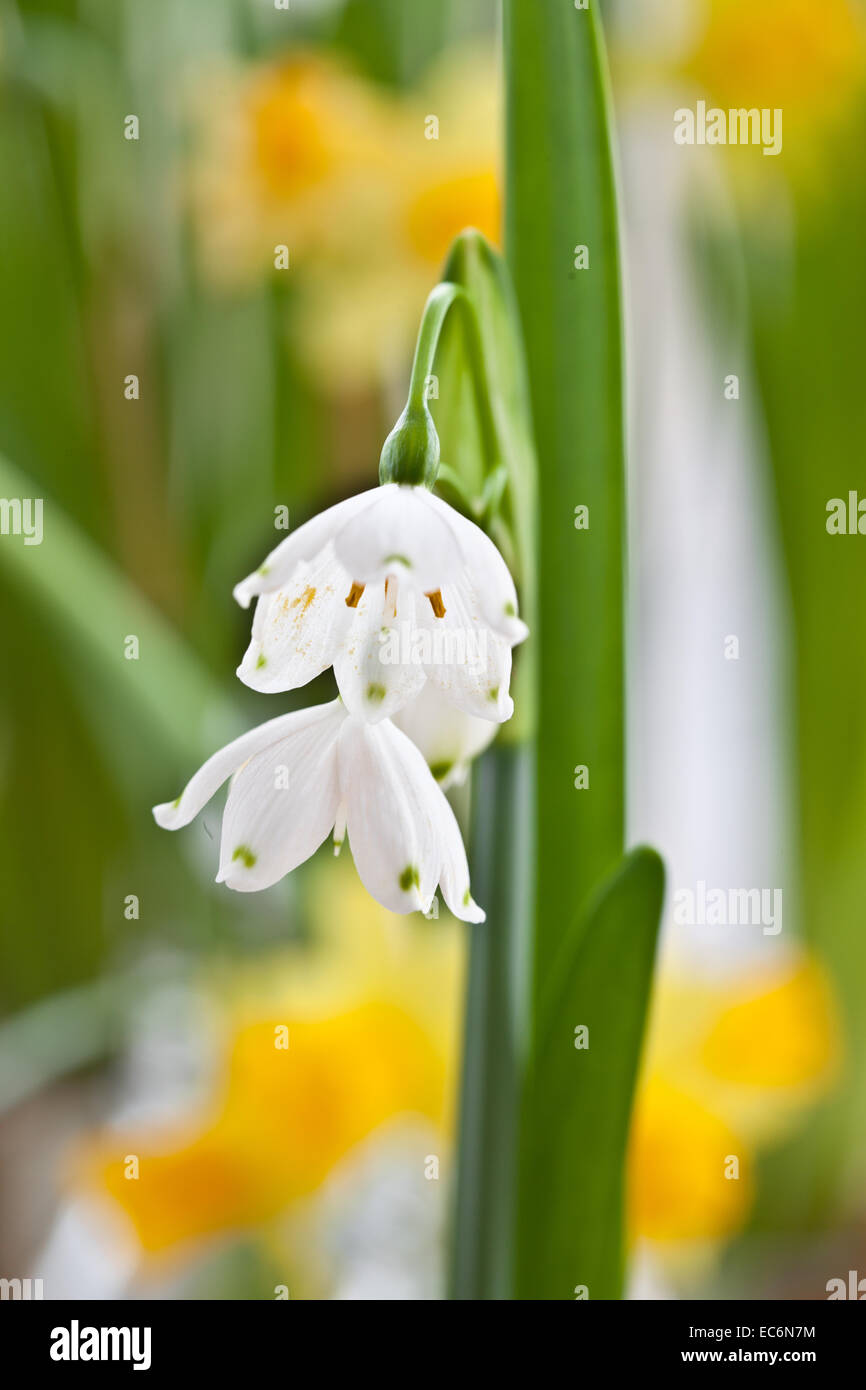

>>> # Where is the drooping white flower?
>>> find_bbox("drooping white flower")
[153,698,484,923]
[391,681,497,790]
[232,483,527,723]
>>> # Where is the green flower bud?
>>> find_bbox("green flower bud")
[378,404,441,489]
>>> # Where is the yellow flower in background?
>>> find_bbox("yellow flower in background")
[628,953,839,1251]
[701,957,838,1095]
[189,52,397,290]
[614,1,866,198]
[679,0,866,190]
[296,45,501,388]
[629,1075,752,1244]
[685,0,866,119]
[93,1003,443,1254]
[398,47,501,272]
[187,44,501,388]
[76,859,463,1259]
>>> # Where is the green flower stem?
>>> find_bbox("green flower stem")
[380,282,500,489]
[451,743,534,1300]
[392,237,540,1300]
[406,281,463,412]
[423,236,538,1300]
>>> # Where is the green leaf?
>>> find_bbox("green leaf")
[516,846,664,1300]
[0,453,234,778]
[439,232,537,597]
[504,0,626,985]
[434,231,538,738]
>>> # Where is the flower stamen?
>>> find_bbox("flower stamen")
[425,588,446,619]
[345,581,365,609]
[384,575,399,622]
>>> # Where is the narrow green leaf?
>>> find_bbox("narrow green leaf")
[505,0,626,981]
[516,847,664,1299]
[0,453,233,773]
[434,231,537,736]
[439,232,537,597]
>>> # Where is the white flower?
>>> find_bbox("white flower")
[232,483,528,723]
[391,681,497,790]
[152,698,485,923]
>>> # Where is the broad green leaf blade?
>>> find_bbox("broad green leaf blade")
[516,847,664,1300]
[504,0,626,984]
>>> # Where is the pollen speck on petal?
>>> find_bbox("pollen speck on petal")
[291,584,317,612]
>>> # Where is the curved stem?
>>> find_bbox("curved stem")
[406,282,501,484]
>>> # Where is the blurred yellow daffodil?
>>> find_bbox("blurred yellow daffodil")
[189,51,397,290]
[685,0,866,123]
[76,860,463,1261]
[628,953,839,1251]
[616,0,866,195]
[187,45,500,388]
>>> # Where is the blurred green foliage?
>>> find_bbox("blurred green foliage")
[0,0,462,1014]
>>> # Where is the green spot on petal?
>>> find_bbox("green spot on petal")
[232,845,257,869]
[256,653,267,669]
[429,759,454,782]
[399,864,420,893]
[463,888,472,906]
[487,686,500,702]
[366,682,387,703]
[383,553,411,568]
[172,795,181,809]
[504,601,516,617]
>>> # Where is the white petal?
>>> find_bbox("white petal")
[423,490,529,644]
[433,784,486,924]
[236,542,354,693]
[337,717,440,914]
[333,577,427,723]
[216,701,345,892]
[153,710,306,830]
[233,488,380,609]
[421,580,514,722]
[333,483,461,591]
[391,682,497,788]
